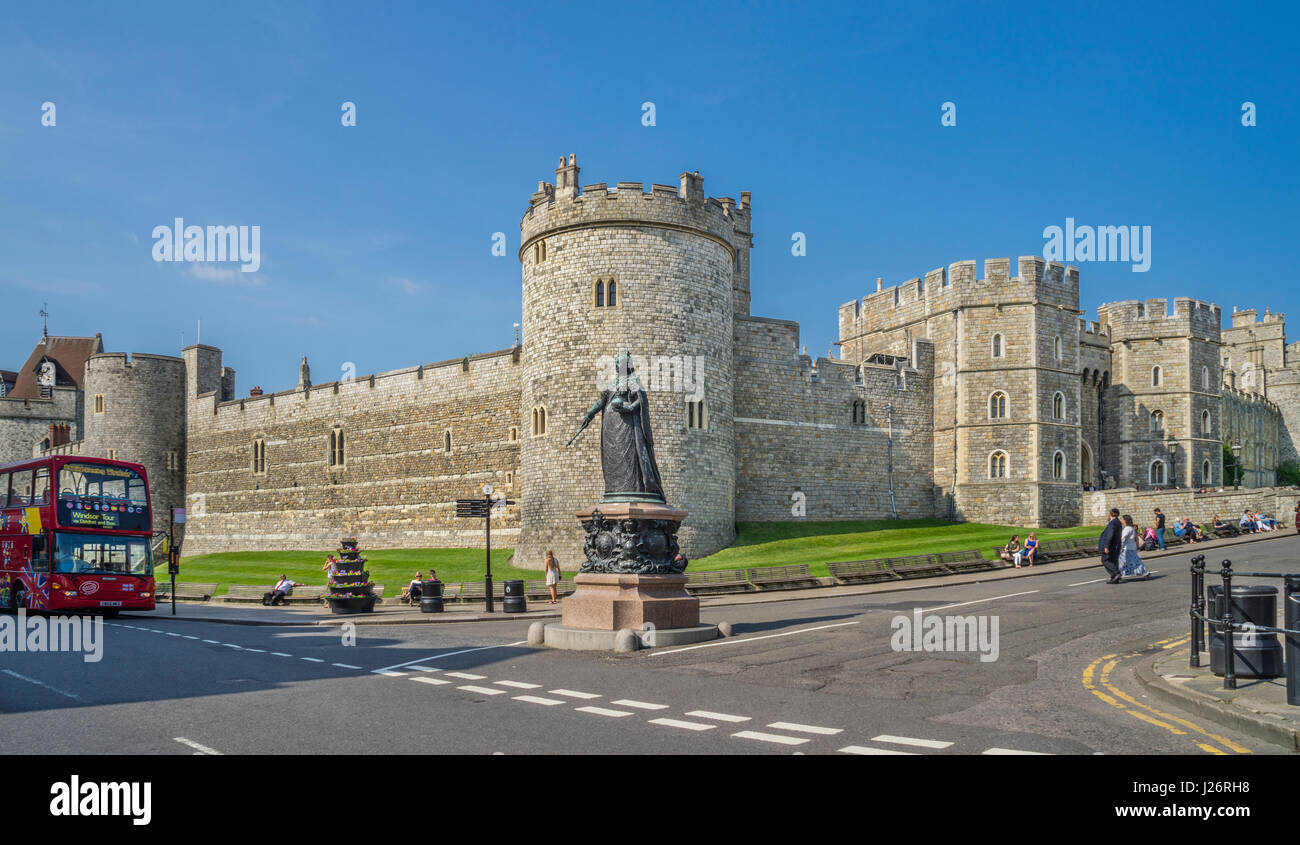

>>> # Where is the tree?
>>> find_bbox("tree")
[1223,443,1240,487]
[1276,460,1300,487]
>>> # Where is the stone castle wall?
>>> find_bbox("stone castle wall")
[733,318,936,521]
[181,347,522,556]
[1083,486,1297,528]
[0,387,80,465]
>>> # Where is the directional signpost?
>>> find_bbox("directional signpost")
[455,485,514,612]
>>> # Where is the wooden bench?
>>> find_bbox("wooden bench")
[685,569,751,595]
[154,581,218,602]
[746,564,817,590]
[886,554,949,579]
[827,559,896,584]
[524,579,576,600]
[458,581,506,604]
[223,584,327,604]
[932,550,994,574]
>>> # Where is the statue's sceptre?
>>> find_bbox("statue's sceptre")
[566,401,602,447]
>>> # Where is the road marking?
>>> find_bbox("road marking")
[174,737,222,755]
[202,639,220,644]
[839,745,916,755]
[444,672,486,680]
[872,734,953,749]
[458,685,506,696]
[732,730,809,746]
[245,648,266,653]
[375,670,407,677]
[1068,578,1107,587]
[685,710,750,723]
[270,652,292,657]
[648,718,716,731]
[653,621,861,656]
[411,676,452,686]
[166,632,181,637]
[921,590,1039,614]
[222,644,242,649]
[767,722,842,736]
[494,680,541,689]
[332,663,361,669]
[1,669,79,700]
[182,635,199,640]
[612,699,670,710]
[301,657,324,663]
[576,706,634,718]
[370,641,528,675]
[983,748,1049,755]
[549,689,601,699]
[409,665,438,672]
[513,695,566,706]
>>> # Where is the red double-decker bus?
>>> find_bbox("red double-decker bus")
[0,455,156,615]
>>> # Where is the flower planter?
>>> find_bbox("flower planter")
[327,595,376,614]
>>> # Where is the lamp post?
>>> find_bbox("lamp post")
[1232,442,1242,489]
[1168,437,1177,489]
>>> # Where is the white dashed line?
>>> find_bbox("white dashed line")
[921,590,1039,614]
[458,685,506,696]
[549,689,601,700]
[182,636,199,640]
[686,710,750,723]
[270,652,292,657]
[653,621,861,656]
[839,746,917,755]
[732,730,810,746]
[202,639,220,644]
[245,648,266,653]
[332,663,361,669]
[513,695,565,706]
[612,700,670,710]
[166,632,181,637]
[1068,578,1108,587]
[444,672,486,680]
[767,722,842,736]
[409,665,438,672]
[494,680,541,689]
[174,737,222,755]
[222,644,242,649]
[370,641,528,675]
[375,669,407,676]
[410,676,452,686]
[575,706,634,718]
[872,735,953,750]
[1,669,79,700]
[301,657,324,663]
[648,718,716,731]
[982,748,1049,755]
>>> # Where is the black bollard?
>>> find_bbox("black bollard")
[502,579,527,613]
[1286,576,1300,707]
[1190,555,1204,668]
[1222,560,1236,690]
[420,580,444,613]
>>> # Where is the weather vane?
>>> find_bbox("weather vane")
[40,302,49,338]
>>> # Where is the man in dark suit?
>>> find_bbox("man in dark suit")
[1098,508,1123,583]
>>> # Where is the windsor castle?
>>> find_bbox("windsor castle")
[1,155,1294,565]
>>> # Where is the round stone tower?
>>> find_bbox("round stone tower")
[81,352,187,536]
[515,155,751,569]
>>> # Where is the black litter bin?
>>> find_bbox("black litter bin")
[503,579,526,613]
[1209,584,1283,678]
[420,580,444,613]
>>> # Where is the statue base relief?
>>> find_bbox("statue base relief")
[542,501,720,651]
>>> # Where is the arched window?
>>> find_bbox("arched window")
[1150,460,1167,486]
[1150,409,1164,433]
[1152,366,1162,387]
[1053,392,1064,420]
[594,280,604,307]
[989,391,1008,419]
[1053,336,1062,360]
[1201,410,1211,435]
[531,406,547,436]
[1052,450,1065,480]
[607,279,616,307]
[989,451,1008,479]
[251,437,266,474]
[328,428,345,466]
[992,334,1003,358]
[855,366,863,385]
[1202,459,1212,486]
[1202,366,1209,391]
[444,430,452,452]
[508,426,518,442]
[688,399,707,430]
[851,399,866,425]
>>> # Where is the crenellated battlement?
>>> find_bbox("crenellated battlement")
[1098,296,1221,342]
[520,155,748,258]
[840,256,1081,332]
[1228,305,1287,329]
[85,351,185,379]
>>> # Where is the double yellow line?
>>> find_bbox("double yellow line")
[1082,637,1252,755]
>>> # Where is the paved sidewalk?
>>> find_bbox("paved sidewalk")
[1137,646,1300,752]
[128,530,1292,626]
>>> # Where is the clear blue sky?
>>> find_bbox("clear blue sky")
[1,1,1295,390]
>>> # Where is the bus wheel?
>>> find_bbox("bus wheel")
[9,583,25,613]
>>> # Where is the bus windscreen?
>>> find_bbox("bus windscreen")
[56,463,150,531]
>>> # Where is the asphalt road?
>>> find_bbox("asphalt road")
[1,535,1293,756]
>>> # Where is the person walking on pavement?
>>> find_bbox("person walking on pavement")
[1120,514,1150,580]
[1153,508,1166,550]
[544,549,561,604]
[1098,508,1123,583]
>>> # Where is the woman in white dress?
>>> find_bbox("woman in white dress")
[1120,514,1149,580]
[544,550,561,604]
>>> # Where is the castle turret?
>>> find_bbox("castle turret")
[515,156,747,565]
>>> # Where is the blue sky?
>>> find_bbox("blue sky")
[1,1,1295,390]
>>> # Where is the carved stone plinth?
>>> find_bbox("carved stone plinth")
[561,572,700,631]
[574,502,689,575]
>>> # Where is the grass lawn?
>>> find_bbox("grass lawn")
[176,548,530,596]
[689,519,1105,577]
[176,519,1103,592]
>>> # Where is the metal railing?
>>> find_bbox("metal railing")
[1189,553,1300,705]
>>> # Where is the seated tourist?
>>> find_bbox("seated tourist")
[264,574,300,606]
[1141,525,1159,551]
[406,572,424,606]
[999,535,1024,567]
[1023,533,1039,566]
[1240,510,1256,533]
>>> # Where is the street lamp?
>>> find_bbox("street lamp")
[1168,437,1177,489]
[1232,442,1242,489]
